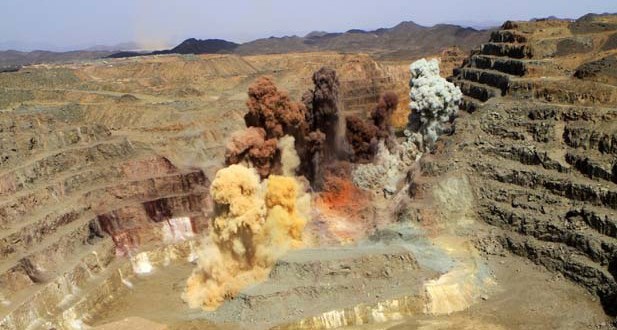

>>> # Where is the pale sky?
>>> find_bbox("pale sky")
[1,0,615,51]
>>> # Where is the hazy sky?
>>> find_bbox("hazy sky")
[1,0,616,51]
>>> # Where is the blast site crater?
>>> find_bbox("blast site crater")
[1,12,617,330]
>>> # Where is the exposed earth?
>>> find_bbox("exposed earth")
[1,13,617,330]
[0,20,489,69]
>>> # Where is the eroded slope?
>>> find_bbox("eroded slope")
[432,13,617,322]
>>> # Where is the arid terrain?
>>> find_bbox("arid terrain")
[0,20,489,69]
[0,12,616,330]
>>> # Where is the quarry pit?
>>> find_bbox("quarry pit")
[1,13,617,330]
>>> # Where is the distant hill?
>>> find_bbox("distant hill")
[107,22,491,60]
[1,20,493,68]
[235,21,492,60]
[168,38,239,54]
[0,49,113,69]
[107,39,239,58]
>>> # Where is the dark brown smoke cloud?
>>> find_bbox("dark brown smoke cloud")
[300,67,343,189]
[225,127,280,178]
[370,92,398,138]
[304,129,326,189]
[245,76,308,140]
[302,67,341,161]
[226,69,346,189]
[345,92,399,162]
[345,116,378,163]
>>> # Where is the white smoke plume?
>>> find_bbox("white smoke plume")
[352,59,460,195]
[352,140,420,195]
[406,58,462,150]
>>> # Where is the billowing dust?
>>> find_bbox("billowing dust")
[183,63,408,311]
[184,165,309,310]
[89,58,612,329]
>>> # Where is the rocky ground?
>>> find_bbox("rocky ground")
[87,239,610,330]
[444,13,617,326]
[1,13,617,330]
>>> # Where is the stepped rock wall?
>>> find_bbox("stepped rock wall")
[433,13,617,321]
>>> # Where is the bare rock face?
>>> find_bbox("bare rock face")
[0,109,213,329]
[575,55,617,85]
[450,14,617,112]
[430,13,617,324]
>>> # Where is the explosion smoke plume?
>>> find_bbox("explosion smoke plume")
[302,67,342,166]
[303,129,326,189]
[184,165,308,310]
[187,67,361,310]
[406,58,462,150]
[371,91,398,135]
[224,127,279,178]
[226,76,309,178]
[244,76,308,140]
[345,116,378,162]
[278,135,301,176]
[226,70,343,188]
[345,92,399,162]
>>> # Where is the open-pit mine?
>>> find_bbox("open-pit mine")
[1,12,617,330]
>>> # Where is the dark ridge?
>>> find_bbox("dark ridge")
[391,21,425,31]
[373,28,390,35]
[574,55,617,82]
[0,49,114,67]
[570,13,617,34]
[304,33,343,45]
[169,38,239,54]
[305,31,327,38]
[108,38,239,59]
[603,32,617,51]
[531,15,571,22]
[310,32,343,40]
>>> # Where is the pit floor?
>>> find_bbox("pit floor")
[90,253,611,330]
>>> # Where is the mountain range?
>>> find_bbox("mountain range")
[235,21,491,59]
[0,21,493,69]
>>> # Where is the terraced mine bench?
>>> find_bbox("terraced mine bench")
[451,15,617,115]
[435,13,617,321]
[0,111,211,329]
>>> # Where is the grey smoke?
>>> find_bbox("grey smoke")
[406,58,462,150]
